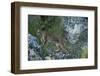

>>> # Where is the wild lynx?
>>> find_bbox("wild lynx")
[36,16,66,51]
[37,27,66,52]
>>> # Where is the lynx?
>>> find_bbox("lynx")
[37,27,66,52]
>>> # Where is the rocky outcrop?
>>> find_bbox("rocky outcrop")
[28,34,42,60]
[63,17,88,44]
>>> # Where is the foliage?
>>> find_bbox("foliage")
[81,47,88,58]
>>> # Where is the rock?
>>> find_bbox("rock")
[45,56,51,60]
[54,52,65,59]
[28,48,42,60]
[28,34,41,49]
[28,34,43,60]
[63,17,88,44]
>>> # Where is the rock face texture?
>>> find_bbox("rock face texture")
[63,17,88,44]
[28,34,42,60]
[28,16,88,61]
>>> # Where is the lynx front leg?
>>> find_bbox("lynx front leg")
[55,41,66,52]
[41,32,47,45]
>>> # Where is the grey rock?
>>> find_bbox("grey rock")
[63,17,88,44]
[45,56,51,60]
[54,52,65,59]
[28,34,41,49]
[28,34,43,60]
[28,48,42,60]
